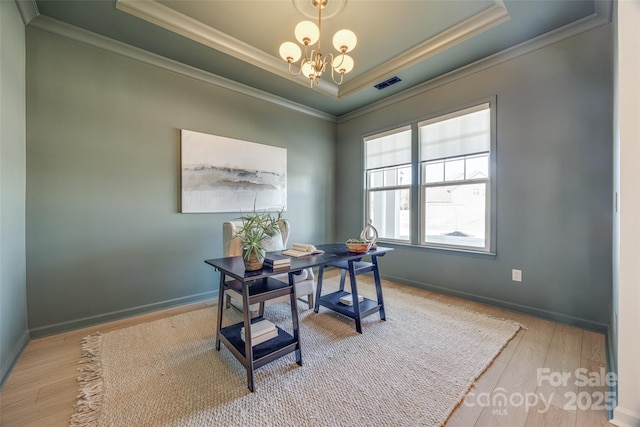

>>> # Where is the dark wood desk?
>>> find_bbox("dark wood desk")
[204,243,392,391]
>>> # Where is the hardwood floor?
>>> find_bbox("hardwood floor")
[0,273,610,427]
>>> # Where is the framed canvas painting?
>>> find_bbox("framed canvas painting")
[181,129,287,213]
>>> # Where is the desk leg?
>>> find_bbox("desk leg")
[288,272,302,366]
[372,256,386,321]
[348,260,363,334]
[215,272,225,351]
[338,269,347,291]
[314,264,324,313]
[242,283,255,392]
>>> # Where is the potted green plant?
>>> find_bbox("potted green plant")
[235,206,286,271]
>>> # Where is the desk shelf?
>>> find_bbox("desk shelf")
[224,277,291,305]
[219,317,297,370]
[316,290,381,320]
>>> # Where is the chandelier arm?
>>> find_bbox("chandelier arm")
[307,48,319,64]
[287,61,303,77]
[330,66,345,85]
[302,43,311,64]
[331,52,346,69]
[325,51,335,66]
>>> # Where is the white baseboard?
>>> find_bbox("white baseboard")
[610,406,640,427]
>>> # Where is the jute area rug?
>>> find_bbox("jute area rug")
[70,279,521,427]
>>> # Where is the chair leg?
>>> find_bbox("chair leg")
[339,270,347,291]
[225,293,231,309]
[307,292,314,309]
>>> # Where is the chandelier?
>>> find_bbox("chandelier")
[279,0,357,88]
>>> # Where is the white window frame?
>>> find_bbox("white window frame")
[362,98,496,255]
[420,155,490,251]
[419,103,493,252]
[364,126,412,243]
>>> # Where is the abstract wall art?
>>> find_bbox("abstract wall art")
[181,129,287,213]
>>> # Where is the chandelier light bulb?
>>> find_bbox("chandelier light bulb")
[279,42,302,62]
[333,54,354,74]
[332,29,357,53]
[301,61,316,79]
[295,21,319,45]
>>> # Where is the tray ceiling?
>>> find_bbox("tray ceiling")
[30,0,605,116]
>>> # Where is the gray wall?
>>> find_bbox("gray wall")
[25,26,335,337]
[336,25,613,330]
[1,0,29,384]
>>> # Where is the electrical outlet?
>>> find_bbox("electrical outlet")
[512,269,522,282]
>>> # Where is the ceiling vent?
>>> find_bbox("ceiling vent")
[374,76,402,90]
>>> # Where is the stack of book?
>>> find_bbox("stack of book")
[339,294,364,306]
[240,319,278,346]
[264,254,291,270]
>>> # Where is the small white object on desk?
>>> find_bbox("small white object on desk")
[282,243,324,258]
[339,294,364,306]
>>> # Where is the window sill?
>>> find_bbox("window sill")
[377,240,496,258]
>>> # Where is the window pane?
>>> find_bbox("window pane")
[384,169,397,186]
[465,154,488,179]
[419,104,490,161]
[424,183,486,248]
[368,189,411,241]
[398,166,412,185]
[423,161,443,183]
[370,166,412,188]
[365,128,412,169]
[369,170,384,188]
[444,158,465,182]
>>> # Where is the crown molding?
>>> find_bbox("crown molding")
[24,0,611,124]
[27,15,337,122]
[337,2,510,99]
[115,0,510,100]
[15,0,39,26]
[115,0,340,98]
[337,10,611,123]
[594,0,613,23]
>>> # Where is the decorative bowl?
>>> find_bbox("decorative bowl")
[346,242,372,253]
